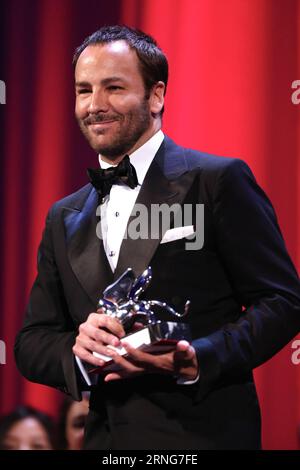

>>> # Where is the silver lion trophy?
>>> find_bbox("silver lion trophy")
[76,266,191,381]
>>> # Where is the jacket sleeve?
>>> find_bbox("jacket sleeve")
[193,159,300,398]
[14,206,84,401]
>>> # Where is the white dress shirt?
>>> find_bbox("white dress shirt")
[97,130,199,385]
[98,130,164,272]
[76,130,200,386]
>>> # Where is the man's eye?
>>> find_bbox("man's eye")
[108,86,123,91]
[78,89,90,94]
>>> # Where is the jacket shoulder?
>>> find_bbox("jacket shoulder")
[163,135,249,176]
[183,146,245,174]
[50,183,93,216]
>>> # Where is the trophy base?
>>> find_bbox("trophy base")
[76,321,191,383]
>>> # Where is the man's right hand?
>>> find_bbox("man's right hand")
[72,310,125,367]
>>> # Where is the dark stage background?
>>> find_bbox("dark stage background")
[0,0,300,449]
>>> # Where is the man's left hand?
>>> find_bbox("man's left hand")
[103,340,199,382]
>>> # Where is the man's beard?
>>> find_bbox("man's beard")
[77,98,151,158]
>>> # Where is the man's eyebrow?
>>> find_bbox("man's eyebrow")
[75,81,91,88]
[101,76,126,85]
[75,77,126,88]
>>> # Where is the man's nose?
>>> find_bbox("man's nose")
[87,89,109,114]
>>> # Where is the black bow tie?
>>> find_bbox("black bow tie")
[87,155,139,200]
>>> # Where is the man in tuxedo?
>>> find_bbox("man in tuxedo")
[15,25,300,449]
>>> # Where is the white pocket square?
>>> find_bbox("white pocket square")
[161,225,195,244]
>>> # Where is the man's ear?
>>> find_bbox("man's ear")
[149,81,165,115]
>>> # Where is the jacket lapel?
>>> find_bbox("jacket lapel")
[63,186,113,307]
[63,136,197,301]
[114,137,196,279]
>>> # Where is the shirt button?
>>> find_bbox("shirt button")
[109,251,115,257]
[115,211,120,217]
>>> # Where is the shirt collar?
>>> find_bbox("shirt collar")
[98,130,164,185]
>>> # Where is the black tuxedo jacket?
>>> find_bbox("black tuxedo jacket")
[15,136,300,449]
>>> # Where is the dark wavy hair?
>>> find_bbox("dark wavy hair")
[56,392,90,450]
[0,405,56,450]
[56,396,74,450]
[73,25,168,116]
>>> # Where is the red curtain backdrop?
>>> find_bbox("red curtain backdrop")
[0,0,122,417]
[1,0,300,450]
